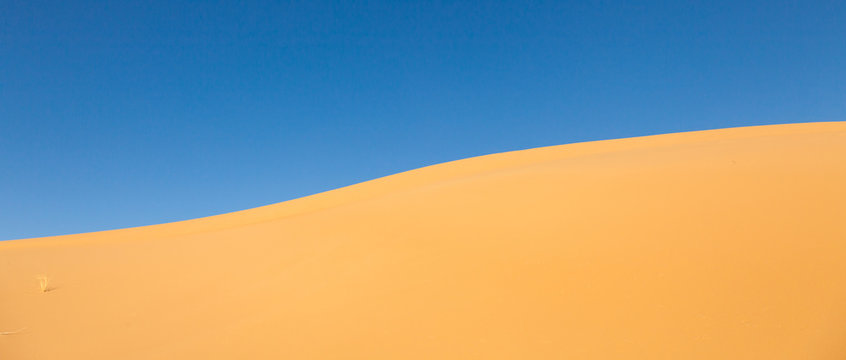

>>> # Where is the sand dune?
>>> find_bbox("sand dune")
[2,122,845,359]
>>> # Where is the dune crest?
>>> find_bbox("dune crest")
[2,122,846,359]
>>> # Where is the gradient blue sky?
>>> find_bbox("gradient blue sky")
[2,0,844,240]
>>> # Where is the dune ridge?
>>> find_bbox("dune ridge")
[2,122,845,359]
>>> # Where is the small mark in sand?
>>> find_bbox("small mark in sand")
[0,328,26,335]
[37,276,56,293]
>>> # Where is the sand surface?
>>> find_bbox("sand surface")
[2,122,845,359]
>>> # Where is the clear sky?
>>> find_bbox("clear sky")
[2,0,844,240]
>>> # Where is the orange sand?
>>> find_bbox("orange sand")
[2,122,846,359]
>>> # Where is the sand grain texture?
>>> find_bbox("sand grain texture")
[2,122,846,359]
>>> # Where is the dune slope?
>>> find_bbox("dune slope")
[2,122,846,359]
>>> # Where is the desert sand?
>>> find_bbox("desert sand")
[2,122,845,359]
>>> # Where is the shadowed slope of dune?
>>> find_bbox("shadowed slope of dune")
[2,122,846,359]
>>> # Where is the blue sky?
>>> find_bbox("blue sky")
[2,0,844,240]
